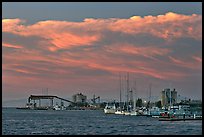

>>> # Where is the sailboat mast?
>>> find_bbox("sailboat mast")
[119,72,122,111]
[127,72,129,111]
[149,83,151,103]
[123,74,126,109]
[170,88,172,108]
[134,78,137,110]
[169,82,172,109]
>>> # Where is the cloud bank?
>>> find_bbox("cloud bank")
[2,12,202,100]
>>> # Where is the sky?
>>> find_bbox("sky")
[2,2,202,106]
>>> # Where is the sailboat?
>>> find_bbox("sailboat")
[115,73,125,115]
[123,72,131,116]
[130,78,138,116]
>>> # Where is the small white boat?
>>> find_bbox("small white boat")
[104,103,116,114]
[115,110,125,115]
[130,111,138,116]
[53,105,61,110]
[124,111,131,115]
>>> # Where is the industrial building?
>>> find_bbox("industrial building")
[72,93,87,103]
[161,88,177,108]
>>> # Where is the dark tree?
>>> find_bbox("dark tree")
[146,101,150,109]
[136,98,143,107]
[155,100,162,108]
[99,102,107,108]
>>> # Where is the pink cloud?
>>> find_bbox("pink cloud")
[2,42,23,49]
[2,18,26,33]
[2,12,202,52]
[2,19,101,51]
[2,43,178,81]
[108,12,202,40]
[192,56,202,63]
[2,12,202,86]
[118,44,171,58]
[169,56,201,70]
[48,32,99,51]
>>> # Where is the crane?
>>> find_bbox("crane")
[91,94,100,104]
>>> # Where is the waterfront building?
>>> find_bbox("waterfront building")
[72,93,87,103]
[161,88,177,108]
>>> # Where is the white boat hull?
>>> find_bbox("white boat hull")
[104,109,116,114]
[115,111,125,115]
[124,112,131,115]
[130,111,138,116]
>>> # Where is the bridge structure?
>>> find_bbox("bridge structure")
[28,95,75,109]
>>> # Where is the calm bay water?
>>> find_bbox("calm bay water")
[2,108,202,135]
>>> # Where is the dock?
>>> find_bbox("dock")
[159,117,202,121]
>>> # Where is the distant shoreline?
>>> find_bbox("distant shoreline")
[2,107,17,109]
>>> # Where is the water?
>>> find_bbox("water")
[2,108,202,135]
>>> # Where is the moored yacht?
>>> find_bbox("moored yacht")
[104,103,116,114]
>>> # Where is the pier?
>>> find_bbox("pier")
[26,95,76,110]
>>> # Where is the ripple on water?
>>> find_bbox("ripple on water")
[2,109,202,135]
